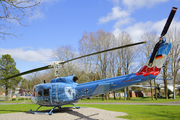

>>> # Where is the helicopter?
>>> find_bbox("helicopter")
[1,7,177,115]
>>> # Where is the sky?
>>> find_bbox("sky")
[0,0,180,74]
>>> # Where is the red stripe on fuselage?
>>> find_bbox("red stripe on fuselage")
[124,79,134,82]
[135,65,161,76]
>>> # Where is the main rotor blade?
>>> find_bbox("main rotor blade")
[161,7,177,37]
[2,41,146,80]
[59,41,146,64]
[2,65,53,80]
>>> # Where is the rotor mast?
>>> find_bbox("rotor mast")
[45,61,64,78]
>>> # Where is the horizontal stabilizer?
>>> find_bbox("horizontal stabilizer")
[155,78,173,80]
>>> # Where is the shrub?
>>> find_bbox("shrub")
[19,98,24,100]
[12,98,16,101]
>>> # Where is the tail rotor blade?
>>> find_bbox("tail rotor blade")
[161,7,177,37]
[149,7,177,67]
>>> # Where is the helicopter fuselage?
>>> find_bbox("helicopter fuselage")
[31,73,157,106]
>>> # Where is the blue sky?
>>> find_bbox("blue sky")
[0,0,180,73]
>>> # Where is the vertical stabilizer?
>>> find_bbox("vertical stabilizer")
[136,38,171,76]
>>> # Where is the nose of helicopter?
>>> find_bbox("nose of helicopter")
[31,97,37,104]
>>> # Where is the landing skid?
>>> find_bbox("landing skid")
[72,103,81,109]
[30,104,80,115]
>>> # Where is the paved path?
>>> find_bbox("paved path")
[0,102,32,105]
[0,107,128,120]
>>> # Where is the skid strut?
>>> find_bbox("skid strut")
[72,104,80,109]
[30,104,80,115]
[30,105,57,115]
[30,105,42,114]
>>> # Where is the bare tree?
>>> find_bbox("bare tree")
[166,27,180,99]
[95,30,112,100]
[0,0,41,40]
[162,59,171,99]
[116,31,136,100]
[141,31,157,100]
[78,31,94,81]
[80,30,114,100]
[53,45,77,76]
[108,34,118,79]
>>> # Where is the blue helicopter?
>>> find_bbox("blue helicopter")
[3,7,177,115]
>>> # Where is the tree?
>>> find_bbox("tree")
[166,27,180,99]
[79,31,94,74]
[0,54,22,101]
[53,45,77,77]
[0,0,41,40]
[162,60,170,99]
[117,31,135,100]
[81,30,113,100]
[141,31,157,100]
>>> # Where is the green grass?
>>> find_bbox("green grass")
[0,104,180,120]
[79,96,180,103]
[0,97,180,119]
[0,104,47,114]
[78,104,180,120]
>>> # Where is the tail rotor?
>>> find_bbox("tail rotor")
[148,7,177,67]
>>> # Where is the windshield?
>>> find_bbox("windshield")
[33,85,50,97]
[37,86,42,97]
[32,86,37,97]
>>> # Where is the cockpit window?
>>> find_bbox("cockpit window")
[38,89,42,97]
[44,89,49,96]
[34,86,49,97]
[33,86,37,97]
[37,86,43,97]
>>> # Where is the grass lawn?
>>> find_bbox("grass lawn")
[79,96,180,103]
[78,104,180,120]
[0,104,179,120]
[0,104,49,114]
[0,97,180,119]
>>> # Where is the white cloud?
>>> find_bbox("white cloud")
[98,6,129,24]
[98,6,131,26]
[113,17,133,29]
[0,47,53,62]
[123,21,153,42]
[98,0,168,29]
[100,0,178,43]
[122,0,169,11]
[113,19,180,42]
